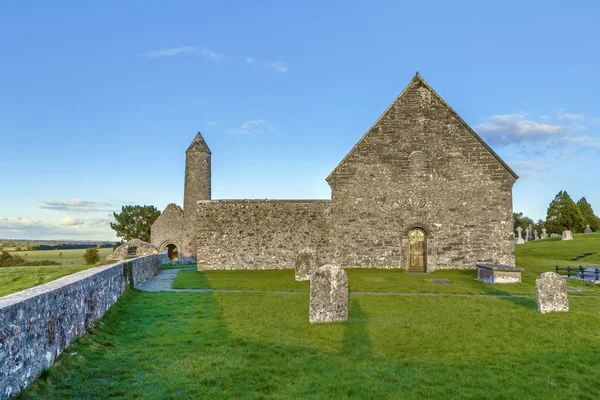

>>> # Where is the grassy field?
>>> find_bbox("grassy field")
[14,232,600,398]
[172,232,600,296]
[0,248,113,297]
[18,290,600,399]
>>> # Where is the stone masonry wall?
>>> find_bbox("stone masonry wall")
[0,254,161,400]
[327,77,516,270]
[151,203,185,259]
[196,200,331,270]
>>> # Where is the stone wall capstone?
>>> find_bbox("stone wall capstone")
[0,254,161,400]
[309,264,348,324]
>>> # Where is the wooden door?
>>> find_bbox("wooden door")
[408,228,426,272]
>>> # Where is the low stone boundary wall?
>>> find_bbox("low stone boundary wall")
[0,254,162,400]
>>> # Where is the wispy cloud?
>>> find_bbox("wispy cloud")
[264,61,288,73]
[0,216,42,229]
[146,46,225,60]
[37,199,117,212]
[245,57,255,64]
[147,46,197,58]
[206,121,218,127]
[557,112,585,121]
[60,216,86,226]
[227,120,277,135]
[476,113,578,145]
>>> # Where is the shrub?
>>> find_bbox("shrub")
[83,248,100,265]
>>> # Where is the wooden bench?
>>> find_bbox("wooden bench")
[476,264,523,284]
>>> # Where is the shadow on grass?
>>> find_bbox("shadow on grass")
[478,283,538,311]
[342,297,373,360]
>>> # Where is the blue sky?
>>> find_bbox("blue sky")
[1,0,599,240]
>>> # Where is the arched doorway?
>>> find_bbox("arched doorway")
[408,228,427,272]
[166,244,179,262]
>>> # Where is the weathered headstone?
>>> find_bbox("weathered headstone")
[536,272,569,314]
[295,248,319,281]
[585,225,593,234]
[534,229,539,240]
[562,230,573,241]
[515,227,525,244]
[309,264,348,324]
[541,228,548,239]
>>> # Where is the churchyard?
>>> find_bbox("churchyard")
[8,233,600,399]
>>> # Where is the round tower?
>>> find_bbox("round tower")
[184,132,211,212]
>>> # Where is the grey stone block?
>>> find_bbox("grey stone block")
[536,272,569,314]
[309,264,348,324]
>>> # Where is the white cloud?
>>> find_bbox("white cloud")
[264,61,288,73]
[146,46,224,61]
[476,114,576,145]
[560,135,600,150]
[60,216,86,226]
[0,216,42,229]
[38,199,117,212]
[246,57,255,64]
[508,161,556,172]
[200,48,225,61]
[147,46,197,58]
[206,121,218,127]
[227,120,277,135]
[557,112,584,121]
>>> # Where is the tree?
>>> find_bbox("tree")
[83,248,100,265]
[577,197,600,232]
[546,190,586,234]
[110,205,161,242]
[512,212,534,230]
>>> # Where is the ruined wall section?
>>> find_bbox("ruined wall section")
[196,200,332,270]
[150,203,185,258]
[0,255,161,400]
[327,77,516,270]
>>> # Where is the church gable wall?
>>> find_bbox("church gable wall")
[196,200,332,270]
[150,204,185,255]
[328,79,515,269]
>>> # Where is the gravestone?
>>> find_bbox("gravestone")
[534,229,539,240]
[515,227,525,244]
[585,225,593,234]
[295,248,319,281]
[562,230,573,241]
[525,227,530,243]
[536,272,569,314]
[309,264,348,324]
[541,228,548,239]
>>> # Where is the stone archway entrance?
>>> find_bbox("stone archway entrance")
[166,244,179,262]
[408,228,427,272]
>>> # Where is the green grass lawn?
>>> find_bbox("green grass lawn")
[172,232,600,296]
[0,248,114,297]
[18,290,600,399]
[12,233,600,398]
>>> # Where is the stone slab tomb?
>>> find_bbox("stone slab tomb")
[295,248,319,281]
[107,239,159,261]
[562,230,573,241]
[476,264,523,284]
[309,264,348,324]
[536,272,569,314]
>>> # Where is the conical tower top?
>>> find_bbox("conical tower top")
[187,132,211,154]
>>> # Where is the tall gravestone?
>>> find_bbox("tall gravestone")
[585,225,593,234]
[295,248,319,281]
[536,272,569,314]
[309,264,348,324]
[541,228,548,239]
[525,227,530,243]
[515,227,525,244]
[562,230,573,241]
[534,229,539,240]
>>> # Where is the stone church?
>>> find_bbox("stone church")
[151,73,518,272]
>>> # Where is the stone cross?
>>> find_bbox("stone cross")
[536,272,569,314]
[515,227,525,244]
[525,227,530,243]
[585,225,593,234]
[294,248,319,281]
[534,229,539,240]
[309,264,348,324]
[541,228,548,239]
